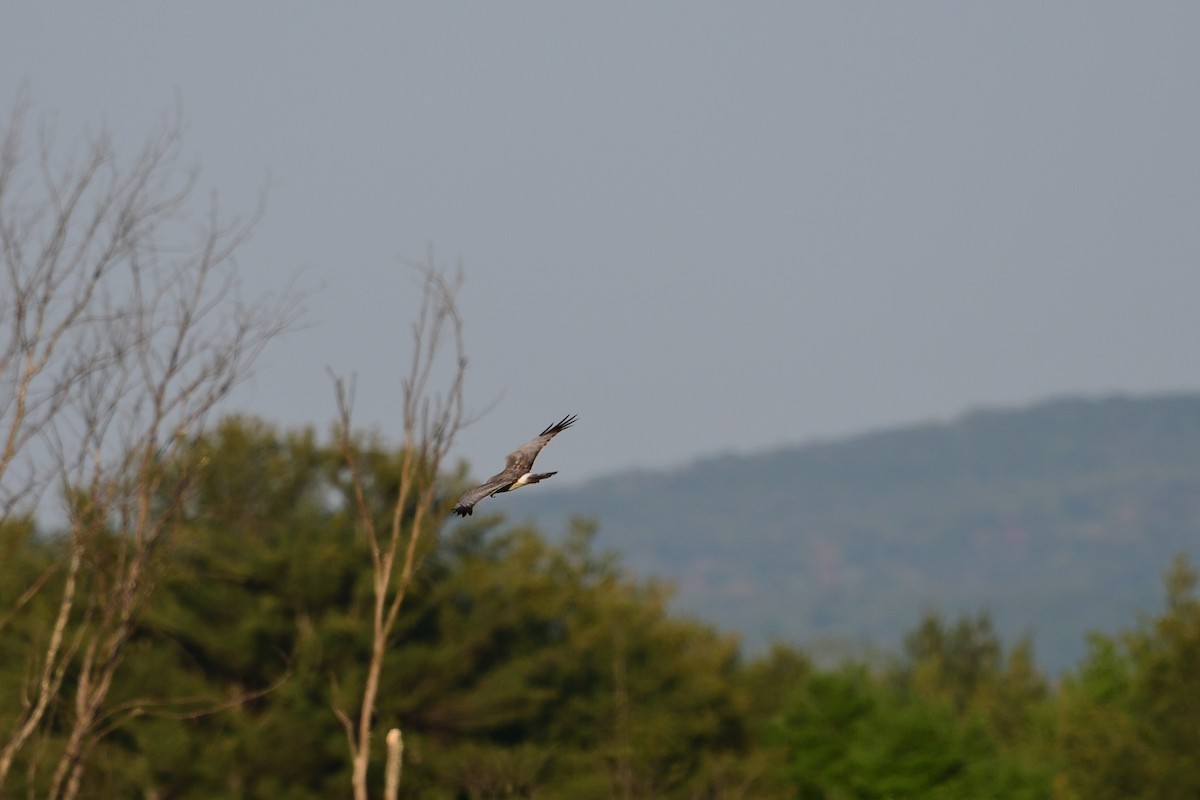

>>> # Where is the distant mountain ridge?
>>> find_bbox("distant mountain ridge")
[515,393,1200,672]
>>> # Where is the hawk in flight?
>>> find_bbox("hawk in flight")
[452,414,578,517]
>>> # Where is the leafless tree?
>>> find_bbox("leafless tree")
[0,96,300,798]
[330,263,468,800]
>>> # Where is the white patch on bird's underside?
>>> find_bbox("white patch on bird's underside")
[509,472,533,490]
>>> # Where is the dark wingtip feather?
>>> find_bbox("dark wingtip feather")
[540,414,578,437]
[452,505,472,517]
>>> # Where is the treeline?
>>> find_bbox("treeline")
[2,418,1199,798]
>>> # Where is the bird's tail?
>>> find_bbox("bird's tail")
[525,471,557,484]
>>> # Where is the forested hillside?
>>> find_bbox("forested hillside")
[3,416,1198,797]
[519,394,1200,671]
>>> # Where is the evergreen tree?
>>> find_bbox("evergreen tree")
[0,417,770,798]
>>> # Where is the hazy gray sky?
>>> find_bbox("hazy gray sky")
[5,4,1199,483]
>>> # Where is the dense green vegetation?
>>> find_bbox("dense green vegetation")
[3,416,1199,797]
[524,394,1200,671]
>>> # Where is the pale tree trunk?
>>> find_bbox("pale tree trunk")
[330,263,468,800]
[384,728,404,800]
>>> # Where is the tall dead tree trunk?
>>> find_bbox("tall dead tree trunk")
[330,263,468,800]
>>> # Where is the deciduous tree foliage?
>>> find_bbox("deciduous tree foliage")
[1055,555,1200,800]
[767,663,1050,800]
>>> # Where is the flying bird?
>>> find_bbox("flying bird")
[452,414,578,517]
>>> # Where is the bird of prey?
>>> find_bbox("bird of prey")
[452,414,577,517]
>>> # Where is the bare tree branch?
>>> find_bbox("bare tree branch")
[330,259,470,800]
[0,98,302,797]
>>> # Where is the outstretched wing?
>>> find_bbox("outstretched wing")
[452,414,578,517]
[503,414,578,474]
[452,478,511,517]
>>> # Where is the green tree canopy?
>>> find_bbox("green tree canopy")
[1056,556,1200,800]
